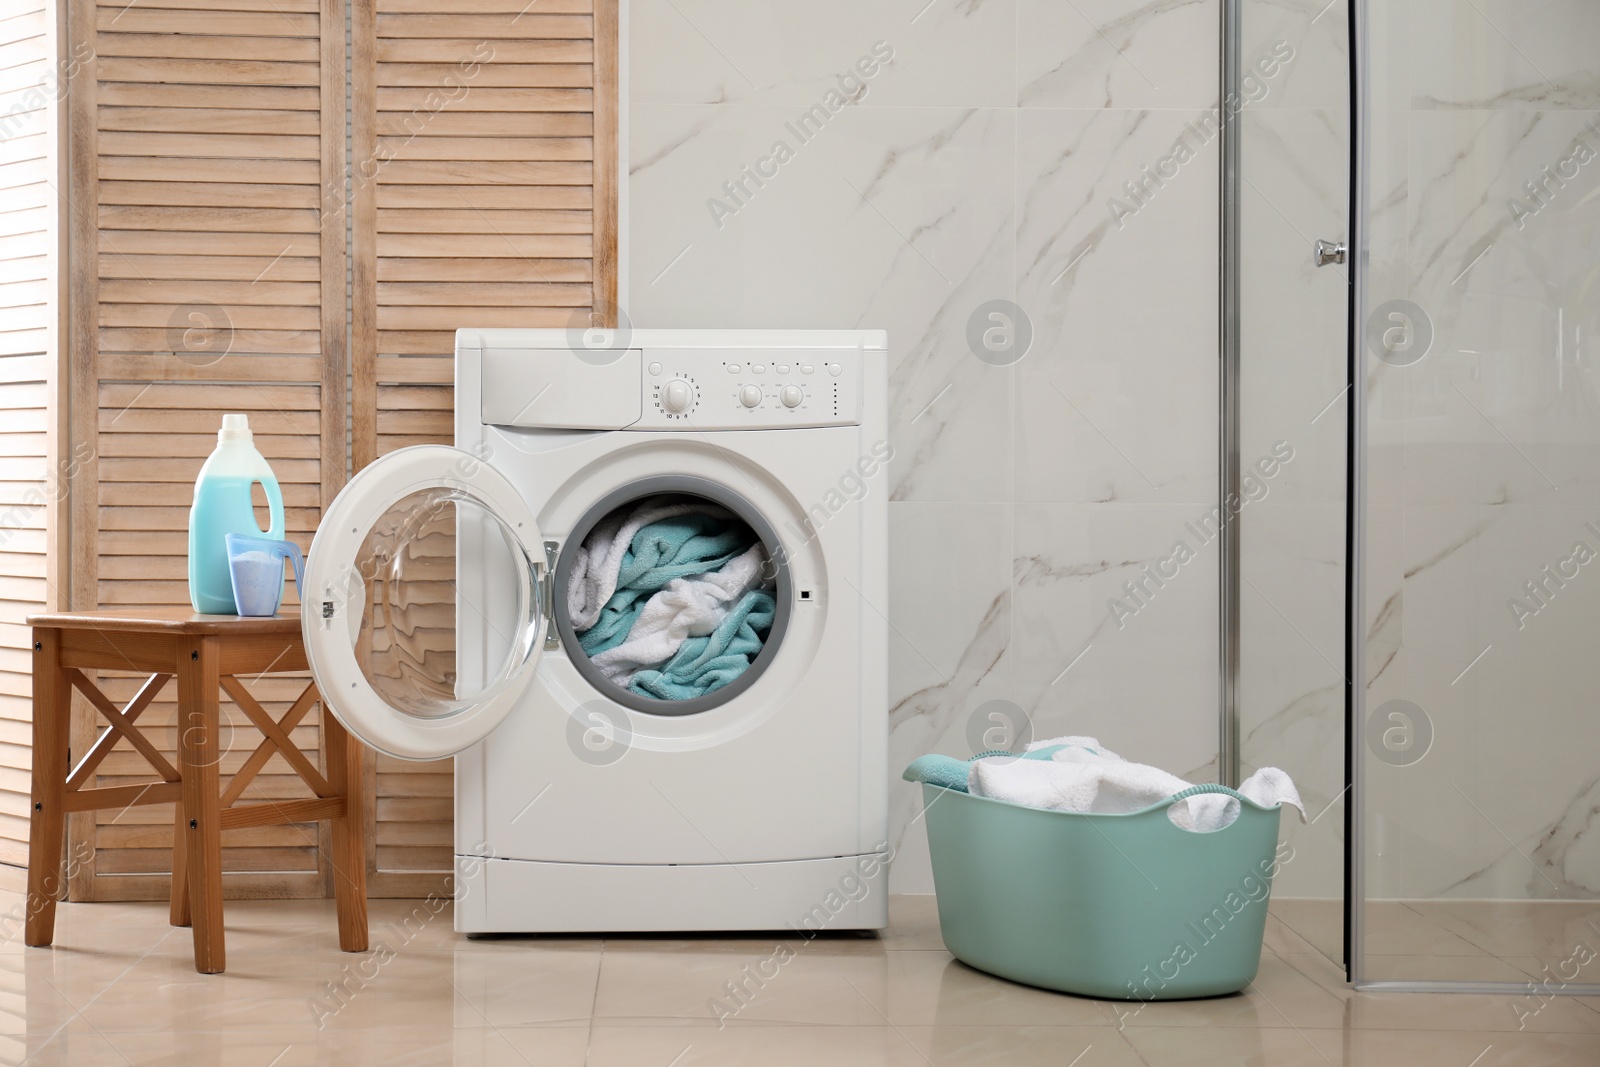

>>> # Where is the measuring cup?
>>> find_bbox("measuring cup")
[225,533,305,617]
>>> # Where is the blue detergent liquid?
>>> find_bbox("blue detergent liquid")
[189,475,276,614]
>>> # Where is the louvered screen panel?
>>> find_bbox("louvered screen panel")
[351,0,617,895]
[65,0,348,900]
[82,382,328,899]
[0,1,61,884]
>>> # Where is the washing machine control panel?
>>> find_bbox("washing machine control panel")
[639,348,862,429]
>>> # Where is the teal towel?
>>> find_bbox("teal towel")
[629,588,775,700]
[578,512,757,656]
[901,744,1067,792]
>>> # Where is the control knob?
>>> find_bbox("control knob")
[780,385,804,408]
[661,379,695,413]
[739,385,763,408]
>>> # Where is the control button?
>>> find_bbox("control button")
[739,384,763,408]
[776,363,790,374]
[827,363,843,376]
[751,363,766,374]
[781,385,804,408]
[726,364,741,374]
[648,361,662,376]
[800,364,815,374]
[661,379,695,413]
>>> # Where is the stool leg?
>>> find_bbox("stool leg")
[169,808,190,927]
[323,704,369,952]
[25,629,69,947]
[177,637,224,973]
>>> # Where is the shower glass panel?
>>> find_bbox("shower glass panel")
[1236,0,1350,967]
[1356,0,1600,989]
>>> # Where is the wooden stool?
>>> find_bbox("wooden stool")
[24,609,369,974]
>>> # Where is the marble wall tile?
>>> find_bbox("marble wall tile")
[1007,502,1221,777]
[1400,0,1600,110]
[1013,107,1219,505]
[1363,505,1600,899]
[885,503,1014,892]
[1239,503,1346,898]
[1242,0,1348,111]
[629,0,1019,108]
[629,103,1018,504]
[1018,0,1219,110]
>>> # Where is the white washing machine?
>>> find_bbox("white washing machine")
[298,328,889,932]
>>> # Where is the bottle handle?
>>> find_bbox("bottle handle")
[257,477,285,539]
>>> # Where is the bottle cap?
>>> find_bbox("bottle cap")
[219,413,252,443]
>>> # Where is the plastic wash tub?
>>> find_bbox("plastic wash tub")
[913,778,1287,1000]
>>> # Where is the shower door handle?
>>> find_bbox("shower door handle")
[1314,239,1347,267]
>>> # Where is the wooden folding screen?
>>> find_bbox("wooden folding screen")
[350,0,616,895]
[0,1,65,886]
[50,0,617,899]
[63,0,347,900]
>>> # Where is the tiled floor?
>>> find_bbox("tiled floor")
[2,893,1597,1065]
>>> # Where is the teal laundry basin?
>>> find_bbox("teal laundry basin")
[917,780,1287,1000]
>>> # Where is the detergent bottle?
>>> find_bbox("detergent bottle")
[187,414,285,614]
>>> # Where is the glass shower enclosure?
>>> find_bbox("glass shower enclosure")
[1234,0,1600,991]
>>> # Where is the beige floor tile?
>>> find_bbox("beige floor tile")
[1122,1026,1345,1067]
[1283,950,1600,1032]
[445,941,603,1026]
[593,940,891,1026]
[1408,900,1600,961]
[1360,901,1498,957]
[880,895,945,951]
[7,935,174,1007]
[1268,898,1343,959]
[586,1026,926,1067]
[1307,1026,1600,1067]
[599,930,887,959]
[0,1023,131,1067]
[1262,913,1323,957]
[102,1024,591,1067]
[1360,953,1548,983]
[1106,951,1345,1032]
[898,1026,1143,1066]
[0,970,86,1036]
[77,950,491,1034]
[863,952,1113,1028]
[584,1025,1141,1067]
[19,900,178,957]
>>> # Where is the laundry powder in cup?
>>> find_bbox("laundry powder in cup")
[228,550,285,617]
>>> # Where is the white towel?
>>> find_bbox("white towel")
[565,500,733,631]
[1024,735,1125,763]
[588,542,770,684]
[968,737,1305,831]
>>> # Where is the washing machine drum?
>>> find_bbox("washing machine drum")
[553,490,789,715]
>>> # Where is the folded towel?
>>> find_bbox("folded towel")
[589,542,770,684]
[578,513,758,656]
[629,588,775,700]
[565,498,735,631]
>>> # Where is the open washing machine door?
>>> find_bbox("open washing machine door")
[301,445,547,761]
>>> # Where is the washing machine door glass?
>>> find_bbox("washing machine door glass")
[301,445,546,760]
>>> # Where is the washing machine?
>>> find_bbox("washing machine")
[298,328,890,932]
